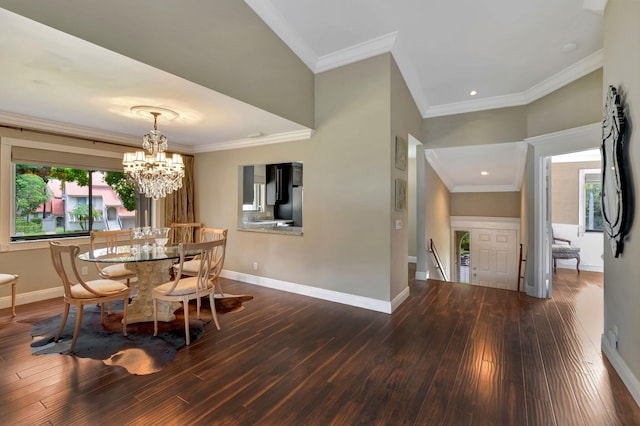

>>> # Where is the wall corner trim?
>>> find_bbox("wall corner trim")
[601,334,640,407]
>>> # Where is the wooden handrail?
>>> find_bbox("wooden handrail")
[429,239,449,282]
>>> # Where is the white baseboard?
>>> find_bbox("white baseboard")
[415,270,428,280]
[0,286,63,310]
[601,334,640,407]
[555,264,603,273]
[221,270,405,314]
[2,273,411,315]
[408,256,417,264]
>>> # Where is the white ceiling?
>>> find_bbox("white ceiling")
[0,1,605,187]
[426,142,528,193]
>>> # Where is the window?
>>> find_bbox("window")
[579,168,603,232]
[12,165,137,241]
[1,136,148,249]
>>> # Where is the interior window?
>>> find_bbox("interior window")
[12,164,137,241]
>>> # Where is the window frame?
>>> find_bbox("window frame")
[578,168,603,233]
[1,137,127,252]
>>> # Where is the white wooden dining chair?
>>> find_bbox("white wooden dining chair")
[49,241,130,352]
[153,239,225,345]
[90,229,137,286]
[0,273,17,316]
[173,228,227,295]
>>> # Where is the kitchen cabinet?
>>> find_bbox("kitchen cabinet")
[242,165,254,204]
[267,163,291,205]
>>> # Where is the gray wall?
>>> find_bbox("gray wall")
[603,0,640,393]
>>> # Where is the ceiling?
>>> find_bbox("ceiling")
[0,1,605,188]
[425,143,528,193]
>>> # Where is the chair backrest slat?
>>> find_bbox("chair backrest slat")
[168,239,225,295]
[170,222,202,245]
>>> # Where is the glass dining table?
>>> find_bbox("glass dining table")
[79,245,197,324]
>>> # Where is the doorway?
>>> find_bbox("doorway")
[454,230,470,283]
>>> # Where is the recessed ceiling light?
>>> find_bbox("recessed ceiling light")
[562,42,578,53]
[481,171,489,176]
[469,90,477,96]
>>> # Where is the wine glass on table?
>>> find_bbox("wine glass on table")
[153,227,170,253]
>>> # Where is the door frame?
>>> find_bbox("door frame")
[526,123,600,298]
[451,216,520,286]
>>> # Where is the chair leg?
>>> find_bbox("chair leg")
[153,298,158,337]
[121,296,128,337]
[100,303,105,324]
[54,303,71,342]
[70,305,84,352]
[11,281,16,317]
[183,297,190,346]
[209,292,220,331]
[576,256,581,273]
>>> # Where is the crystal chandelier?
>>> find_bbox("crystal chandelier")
[123,110,184,200]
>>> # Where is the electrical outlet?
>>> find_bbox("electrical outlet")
[81,266,89,276]
[253,262,258,270]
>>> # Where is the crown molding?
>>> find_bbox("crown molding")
[0,110,194,153]
[451,184,522,193]
[424,149,456,191]
[583,0,608,14]
[247,1,603,119]
[244,0,318,71]
[391,36,430,116]
[424,49,604,118]
[523,49,604,103]
[315,32,398,73]
[193,129,314,153]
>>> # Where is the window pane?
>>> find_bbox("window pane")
[12,164,137,240]
[585,182,603,231]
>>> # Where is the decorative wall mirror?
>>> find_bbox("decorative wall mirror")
[601,85,628,257]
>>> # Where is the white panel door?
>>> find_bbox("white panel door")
[470,228,518,290]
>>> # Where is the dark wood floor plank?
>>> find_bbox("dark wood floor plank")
[0,266,639,425]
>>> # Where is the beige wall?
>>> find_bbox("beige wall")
[527,69,603,138]
[603,0,640,390]
[423,106,527,148]
[0,1,315,129]
[425,160,451,280]
[450,192,520,218]
[408,156,417,258]
[197,54,411,302]
[390,57,423,297]
[551,160,601,225]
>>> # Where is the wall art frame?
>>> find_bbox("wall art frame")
[395,178,407,211]
[395,136,408,171]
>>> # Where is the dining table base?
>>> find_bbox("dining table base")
[125,258,181,324]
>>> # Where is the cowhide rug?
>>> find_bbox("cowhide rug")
[30,294,253,375]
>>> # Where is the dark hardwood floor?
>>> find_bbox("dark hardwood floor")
[1,266,639,425]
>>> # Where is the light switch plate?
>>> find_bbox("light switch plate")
[395,219,403,230]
